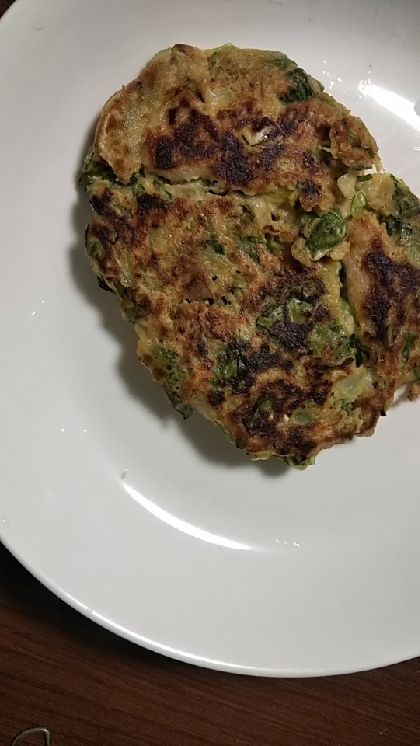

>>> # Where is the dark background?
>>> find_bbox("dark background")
[1,1,420,744]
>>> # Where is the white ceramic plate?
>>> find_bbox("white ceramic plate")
[1,0,420,677]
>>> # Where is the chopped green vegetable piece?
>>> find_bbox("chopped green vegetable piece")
[385,215,404,236]
[259,399,273,413]
[81,151,119,189]
[205,236,225,255]
[300,213,316,226]
[154,346,187,388]
[272,185,295,204]
[351,192,367,216]
[112,201,132,218]
[335,339,353,362]
[266,235,285,256]
[281,68,313,104]
[244,397,275,435]
[356,174,373,182]
[129,171,145,197]
[132,180,145,197]
[123,305,138,322]
[238,235,264,263]
[392,175,420,219]
[209,51,219,66]
[286,298,311,323]
[271,55,292,70]
[385,216,420,260]
[347,132,374,157]
[112,280,127,297]
[352,336,370,366]
[400,225,420,260]
[256,305,284,329]
[214,356,238,382]
[152,178,173,202]
[256,315,274,329]
[166,391,193,419]
[300,213,320,239]
[122,300,149,323]
[86,238,106,261]
[311,321,351,360]
[212,341,252,394]
[224,358,239,378]
[402,332,416,367]
[301,212,318,229]
[305,208,347,257]
[341,401,354,416]
[348,131,361,147]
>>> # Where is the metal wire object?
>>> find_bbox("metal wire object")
[11,728,51,746]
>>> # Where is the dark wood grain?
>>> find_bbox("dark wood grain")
[2,541,420,746]
[0,0,11,16]
[1,1,420,744]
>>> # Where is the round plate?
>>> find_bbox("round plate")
[1,0,420,677]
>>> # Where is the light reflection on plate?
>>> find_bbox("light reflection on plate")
[124,483,254,551]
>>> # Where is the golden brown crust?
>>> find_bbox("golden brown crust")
[94,45,377,212]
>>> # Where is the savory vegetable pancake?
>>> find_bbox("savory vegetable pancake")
[82,44,420,467]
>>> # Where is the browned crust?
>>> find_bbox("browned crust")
[94,45,377,212]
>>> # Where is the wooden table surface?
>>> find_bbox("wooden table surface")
[1,1,420,744]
